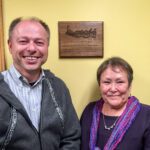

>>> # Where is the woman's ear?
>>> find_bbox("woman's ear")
[128,84,132,96]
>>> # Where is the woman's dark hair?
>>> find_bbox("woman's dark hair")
[97,57,133,86]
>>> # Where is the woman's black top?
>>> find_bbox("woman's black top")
[80,101,150,150]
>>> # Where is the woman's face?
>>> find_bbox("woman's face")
[99,66,131,110]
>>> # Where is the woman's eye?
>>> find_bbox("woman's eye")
[117,81,124,84]
[103,81,111,84]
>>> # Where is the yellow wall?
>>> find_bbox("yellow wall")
[2,0,150,117]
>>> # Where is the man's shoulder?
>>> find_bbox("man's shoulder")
[44,69,55,78]
[44,69,63,81]
[0,71,6,81]
[44,69,67,88]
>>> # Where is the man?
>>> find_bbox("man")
[0,17,81,150]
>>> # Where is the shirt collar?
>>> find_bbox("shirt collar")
[9,65,45,86]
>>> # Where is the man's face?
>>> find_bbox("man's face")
[8,20,49,75]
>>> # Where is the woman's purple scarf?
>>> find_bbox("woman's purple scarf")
[89,96,141,150]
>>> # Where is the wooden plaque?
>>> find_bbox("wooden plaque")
[58,21,104,58]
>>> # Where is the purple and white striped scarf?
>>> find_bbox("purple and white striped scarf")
[90,96,141,150]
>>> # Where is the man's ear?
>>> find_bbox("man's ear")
[8,39,12,54]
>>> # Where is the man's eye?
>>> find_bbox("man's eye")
[18,40,28,44]
[36,41,44,46]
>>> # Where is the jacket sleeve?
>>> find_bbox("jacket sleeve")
[53,78,81,150]
[144,127,150,150]
[80,102,95,150]
[143,107,150,150]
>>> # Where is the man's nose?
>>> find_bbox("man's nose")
[27,41,36,51]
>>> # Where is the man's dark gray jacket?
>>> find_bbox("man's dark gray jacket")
[0,70,81,150]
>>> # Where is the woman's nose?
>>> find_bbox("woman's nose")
[110,83,117,91]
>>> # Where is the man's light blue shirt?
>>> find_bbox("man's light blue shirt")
[2,65,45,131]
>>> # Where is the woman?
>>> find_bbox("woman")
[80,57,150,150]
